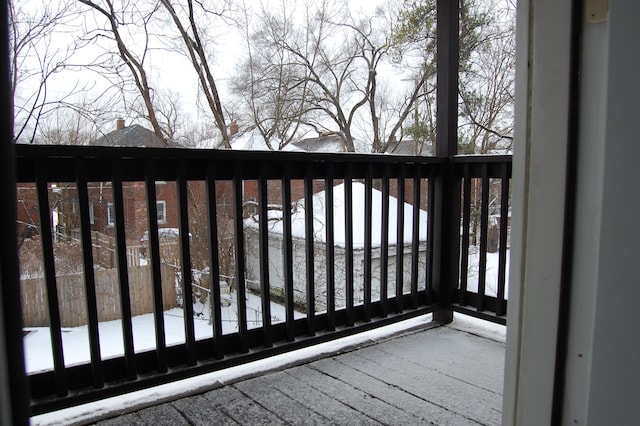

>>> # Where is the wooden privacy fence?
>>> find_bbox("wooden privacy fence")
[126,242,180,267]
[21,263,177,327]
[62,230,180,269]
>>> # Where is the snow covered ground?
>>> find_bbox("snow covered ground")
[24,245,509,374]
[23,291,304,374]
[464,246,511,297]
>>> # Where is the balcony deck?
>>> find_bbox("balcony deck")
[69,319,506,426]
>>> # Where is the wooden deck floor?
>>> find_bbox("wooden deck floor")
[93,325,505,425]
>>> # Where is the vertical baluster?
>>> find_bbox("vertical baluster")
[325,166,336,330]
[111,161,136,379]
[258,165,273,346]
[496,163,510,316]
[410,167,421,308]
[344,166,354,326]
[176,163,196,365]
[380,165,390,317]
[460,164,472,306]
[35,160,67,396]
[304,166,315,335]
[395,166,405,313]
[477,163,490,312]
[205,164,223,359]
[363,165,373,321]
[232,165,248,352]
[426,171,436,304]
[281,167,295,341]
[75,160,103,388]
[145,160,167,372]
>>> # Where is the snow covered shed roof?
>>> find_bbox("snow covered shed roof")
[245,182,428,249]
[291,134,371,153]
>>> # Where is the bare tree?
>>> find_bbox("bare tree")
[9,0,86,143]
[458,2,515,154]
[77,0,169,145]
[130,88,185,144]
[233,0,436,153]
[157,0,233,148]
[231,0,311,150]
[394,0,515,155]
[342,3,432,153]
[39,103,101,145]
[288,0,368,152]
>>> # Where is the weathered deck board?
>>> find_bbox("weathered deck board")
[94,325,505,426]
[171,394,239,425]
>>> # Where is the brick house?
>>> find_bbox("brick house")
[82,120,180,244]
[17,121,181,245]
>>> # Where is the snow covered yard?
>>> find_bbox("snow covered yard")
[463,246,510,297]
[23,290,304,373]
[23,246,508,374]
[22,241,508,375]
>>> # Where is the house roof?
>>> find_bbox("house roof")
[245,182,428,248]
[291,134,371,153]
[93,124,169,148]
[226,130,371,153]
[385,139,432,156]
[229,129,302,152]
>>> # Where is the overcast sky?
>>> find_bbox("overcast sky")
[22,0,392,135]
[16,0,514,144]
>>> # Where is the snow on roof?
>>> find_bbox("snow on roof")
[200,129,373,153]
[291,134,371,153]
[246,182,428,249]
[231,130,303,152]
[197,129,303,151]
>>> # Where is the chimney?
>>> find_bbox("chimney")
[230,120,239,136]
[116,118,125,131]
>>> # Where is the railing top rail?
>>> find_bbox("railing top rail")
[453,155,512,178]
[15,144,451,182]
[453,154,512,164]
[16,144,448,164]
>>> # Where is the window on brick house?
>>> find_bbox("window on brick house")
[107,202,115,226]
[156,201,167,224]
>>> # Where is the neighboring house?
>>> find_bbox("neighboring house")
[89,180,179,245]
[238,133,432,216]
[231,129,335,217]
[17,121,181,246]
[80,121,181,243]
[93,119,169,148]
[244,182,428,311]
[290,133,371,153]
[385,138,433,156]
[294,135,431,208]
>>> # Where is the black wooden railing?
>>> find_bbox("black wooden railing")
[453,156,512,324]
[14,144,510,415]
